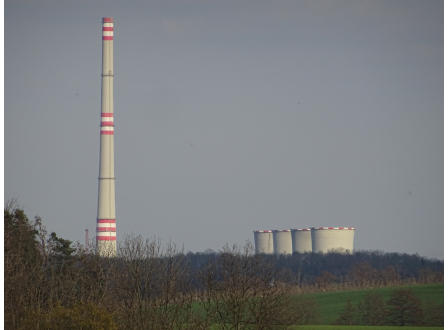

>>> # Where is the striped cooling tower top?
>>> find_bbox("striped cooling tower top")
[311,227,355,230]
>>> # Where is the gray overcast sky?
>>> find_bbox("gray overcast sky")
[5,0,444,259]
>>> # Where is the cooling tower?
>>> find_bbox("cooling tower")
[311,227,355,254]
[272,230,292,255]
[253,231,274,254]
[291,228,312,253]
[96,17,117,256]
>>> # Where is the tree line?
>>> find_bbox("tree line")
[187,246,443,293]
[4,201,443,329]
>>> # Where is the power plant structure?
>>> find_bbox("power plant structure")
[311,227,355,254]
[291,228,312,253]
[96,17,117,256]
[254,227,355,255]
[272,230,293,255]
[253,230,274,254]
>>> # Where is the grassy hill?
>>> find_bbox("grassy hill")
[292,326,443,330]
[297,283,443,325]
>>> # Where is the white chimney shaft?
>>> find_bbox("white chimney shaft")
[96,17,117,256]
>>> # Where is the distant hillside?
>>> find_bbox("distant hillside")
[186,250,443,290]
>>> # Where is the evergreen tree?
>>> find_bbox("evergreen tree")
[334,299,357,325]
[422,298,444,327]
[48,231,76,257]
[4,200,43,328]
[387,288,423,326]
[357,291,386,325]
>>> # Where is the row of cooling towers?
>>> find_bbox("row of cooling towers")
[253,227,355,255]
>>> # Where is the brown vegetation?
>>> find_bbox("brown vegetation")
[4,201,443,329]
[4,203,314,329]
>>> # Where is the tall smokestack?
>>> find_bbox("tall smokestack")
[96,17,116,256]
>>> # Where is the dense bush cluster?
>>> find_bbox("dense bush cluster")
[5,202,317,329]
[4,201,443,329]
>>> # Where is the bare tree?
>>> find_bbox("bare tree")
[314,270,335,291]
[113,234,192,330]
[349,262,379,288]
[196,242,301,330]
[379,265,401,287]
[418,267,444,284]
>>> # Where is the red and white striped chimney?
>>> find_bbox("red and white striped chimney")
[96,17,116,256]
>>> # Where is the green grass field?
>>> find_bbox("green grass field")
[298,283,443,325]
[291,326,443,330]
[195,283,443,328]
